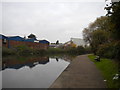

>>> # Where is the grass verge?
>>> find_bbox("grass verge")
[88,54,120,88]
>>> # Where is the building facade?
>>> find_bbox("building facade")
[0,34,49,50]
[64,38,86,48]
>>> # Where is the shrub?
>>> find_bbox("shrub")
[114,41,120,60]
[97,43,113,58]
[84,46,92,54]
[33,49,47,55]
[97,41,120,60]
[15,45,32,56]
[66,46,86,55]
[2,47,16,56]
[47,47,65,54]
[77,46,86,54]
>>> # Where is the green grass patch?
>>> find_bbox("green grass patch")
[88,54,120,88]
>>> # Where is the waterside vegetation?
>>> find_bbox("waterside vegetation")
[2,45,91,56]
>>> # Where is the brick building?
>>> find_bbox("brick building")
[0,34,49,50]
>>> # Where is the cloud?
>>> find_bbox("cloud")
[2,0,106,2]
[2,2,106,43]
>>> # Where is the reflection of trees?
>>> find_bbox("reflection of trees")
[56,58,59,62]
[2,56,49,70]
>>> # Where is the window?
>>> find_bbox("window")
[3,39,7,44]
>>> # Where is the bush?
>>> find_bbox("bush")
[84,46,92,54]
[97,43,114,58]
[114,41,120,60]
[97,41,120,60]
[33,49,47,56]
[47,47,65,54]
[2,47,16,56]
[77,46,86,54]
[15,45,33,56]
[66,46,86,55]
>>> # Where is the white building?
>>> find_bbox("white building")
[71,38,86,47]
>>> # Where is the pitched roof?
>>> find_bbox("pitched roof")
[0,34,8,39]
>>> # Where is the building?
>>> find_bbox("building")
[0,34,49,50]
[71,38,86,47]
[64,38,86,48]
[49,43,64,48]
[0,34,8,47]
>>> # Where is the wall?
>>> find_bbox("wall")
[1,39,49,50]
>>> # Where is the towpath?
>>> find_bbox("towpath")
[50,55,106,88]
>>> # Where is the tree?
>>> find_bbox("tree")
[28,34,37,40]
[91,30,108,54]
[56,40,59,45]
[83,28,92,45]
[105,1,120,40]
[83,16,109,44]
[83,16,109,54]
[105,1,120,60]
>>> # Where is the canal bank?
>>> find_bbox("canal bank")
[50,55,106,88]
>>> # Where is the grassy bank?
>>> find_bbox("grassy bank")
[88,54,120,88]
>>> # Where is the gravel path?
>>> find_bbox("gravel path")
[50,55,106,88]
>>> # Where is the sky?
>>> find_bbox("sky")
[1,0,107,43]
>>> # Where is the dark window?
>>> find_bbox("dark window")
[2,39,7,44]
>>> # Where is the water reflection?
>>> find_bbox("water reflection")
[56,58,59,62]
[2,56,70,88]
[2,57,49,70]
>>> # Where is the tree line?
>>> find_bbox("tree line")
[83,1,120,60]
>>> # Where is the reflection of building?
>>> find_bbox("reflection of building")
[2,57,49,70]
[0,34,49,49]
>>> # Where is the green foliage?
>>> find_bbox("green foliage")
[83,16,109,55]
[88,54,120,88]
[84,46,92,54]
[2,47,16,56]
[47,47,65,54]
[114,41,120,60]
[97,41,120,60]
[33,49,47,56]
[83,16,109,45]
[83,3,120,60]
[42,46,86,55]
[66,46,86,55]
[91,30,108,54]
[3,45,89,56]
[15,45,32,56]
[97,43,115,58]
[105,2,120,40]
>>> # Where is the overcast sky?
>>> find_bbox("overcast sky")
[1,0,107,43]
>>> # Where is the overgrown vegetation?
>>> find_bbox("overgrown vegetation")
[83,1,120,61]
[88,54,120,88]
[2,45,91,56]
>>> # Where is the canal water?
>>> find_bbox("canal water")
[2,56,71,88]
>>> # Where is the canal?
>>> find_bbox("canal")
[1,56,73,88]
